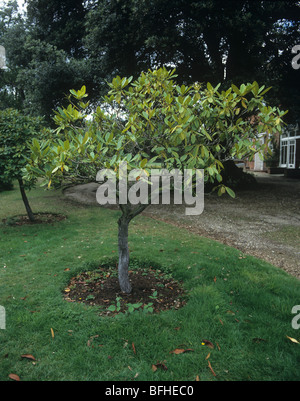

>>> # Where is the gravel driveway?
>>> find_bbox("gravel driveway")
[64,172,300,279]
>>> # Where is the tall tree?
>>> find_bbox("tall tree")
[26,0,86,57]
[0,1,88,120]
[84,0,300,119]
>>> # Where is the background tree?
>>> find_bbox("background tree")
[0,0,88,121]
[1,1,298,121]
[24,68,286,292]
[84,0,300,121]
[0,108,46,221]
[26,0,87,57]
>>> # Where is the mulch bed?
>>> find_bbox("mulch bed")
[64,265,187,317]
[2,213,66,226]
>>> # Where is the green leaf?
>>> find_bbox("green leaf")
[106,132,114,143]
[259,86,272,96]
[232,84,241,95]
[140,158,147,168]
[207,82,213,91]
[225,187,236,198]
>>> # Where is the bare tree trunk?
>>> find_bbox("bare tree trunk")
[18,178,35,222]
[118,213,131,293]
[117,203,149,294]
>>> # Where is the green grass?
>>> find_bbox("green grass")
[0,183,300,381]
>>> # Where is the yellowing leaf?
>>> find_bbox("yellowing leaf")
[51,328,55,338]
[286,335,299,344]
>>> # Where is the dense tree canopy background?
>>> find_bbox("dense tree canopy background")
[0,0,299,122]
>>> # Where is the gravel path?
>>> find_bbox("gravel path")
[64,173,300,279]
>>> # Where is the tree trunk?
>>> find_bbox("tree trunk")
[118,213,132,293]
[18,178,35,222]
[117,200,150,293]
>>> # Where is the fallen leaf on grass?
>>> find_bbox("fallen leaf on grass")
[152,361,168,372]
[132,342,136,354]
[207,360,216,377]
[21,354,36,361]
[252,338,267,343]
[202,339,213,347]
[170,348,194,354]
[286,335,299,344]
[9,373,20,381]
[50,328,54,338]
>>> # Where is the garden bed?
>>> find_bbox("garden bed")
[1,212,66,226]
[63,263,187,316]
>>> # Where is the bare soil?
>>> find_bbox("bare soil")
[63,265,187,316]
[64,173,300,280]
[2,212,66,226]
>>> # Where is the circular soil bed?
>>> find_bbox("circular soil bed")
[64,264,187,317]
[2,212,66,226]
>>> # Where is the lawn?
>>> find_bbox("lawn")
[0,183,300,381]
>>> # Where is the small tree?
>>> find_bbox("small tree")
[24,68,287,292]
[0,109,46,221]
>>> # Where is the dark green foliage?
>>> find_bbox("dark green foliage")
[0,109,45,183]
[0,1,88,120]
[84,0,300,119]
[0,108,46,219]
[1,1,299,123]
[26,0,86,57]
